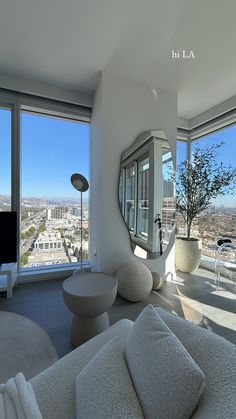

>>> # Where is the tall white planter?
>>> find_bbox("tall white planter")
[175,237,202,273]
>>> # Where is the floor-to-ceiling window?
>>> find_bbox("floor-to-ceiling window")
[0,93,90,277]
[162,147,175,244]
[20,111,90,269]
[175,139,188,236]
[190,124,236,260]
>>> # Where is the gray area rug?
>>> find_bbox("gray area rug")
[0,311,58,383]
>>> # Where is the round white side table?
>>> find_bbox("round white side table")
[63,272,117,347]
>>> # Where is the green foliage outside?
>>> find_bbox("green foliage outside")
[21,213,28,221]
[175,142,236,239]
[21,226,36,240]
[38,223,46,233]
[21,251,31,266]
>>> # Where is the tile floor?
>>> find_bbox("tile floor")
[0,267,235,358]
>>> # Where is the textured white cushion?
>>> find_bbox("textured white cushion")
[31,319,133,419]
[124,305,205,419]
[76,337,144,419]
[156,307,236,419]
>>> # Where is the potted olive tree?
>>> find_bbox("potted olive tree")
[175,142,236,273]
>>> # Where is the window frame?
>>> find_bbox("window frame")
[177,111,236,270]
[0,90,91,282]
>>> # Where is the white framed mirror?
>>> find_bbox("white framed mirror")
[118,130,175,259]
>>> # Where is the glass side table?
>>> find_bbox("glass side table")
[215,237,236,291]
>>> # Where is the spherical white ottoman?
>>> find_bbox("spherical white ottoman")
[152,272,163,290]
[116,261,153,302]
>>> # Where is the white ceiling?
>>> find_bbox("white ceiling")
[0,0,235,118]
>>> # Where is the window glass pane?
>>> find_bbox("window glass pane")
[137,156,149,241]
[190,124,236,260]
[20,111,90,269]
[177,139,187,166]
[162,148,175,246]
[125,164,136,232]
[176,139,188,236]
[0,108,11,211]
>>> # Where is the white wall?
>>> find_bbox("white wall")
[90,72,177,276]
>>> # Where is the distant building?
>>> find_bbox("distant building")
[47,207,65,220]
[162,197,175,227]
[83,208,89,219]
[164,181,174,197]
[70,206,88,220]
[71,207,81,217]
[34,231,63,250]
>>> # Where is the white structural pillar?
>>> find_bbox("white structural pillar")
[90,71,177,277]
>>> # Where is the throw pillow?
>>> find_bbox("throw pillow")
[76,336,144,419]
[124,304,205,419]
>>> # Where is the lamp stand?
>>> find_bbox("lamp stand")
[80,190,83,269]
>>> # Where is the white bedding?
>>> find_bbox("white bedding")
[0,372,42,419]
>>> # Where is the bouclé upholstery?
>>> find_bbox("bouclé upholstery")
[30,308,236,419]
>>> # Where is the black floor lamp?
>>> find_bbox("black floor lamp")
[70,173,89,269]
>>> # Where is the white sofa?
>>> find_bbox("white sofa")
[30,308,236,419]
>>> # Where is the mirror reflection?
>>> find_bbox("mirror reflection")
[119,130,175,259]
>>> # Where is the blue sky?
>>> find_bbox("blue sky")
[0,109,90,199]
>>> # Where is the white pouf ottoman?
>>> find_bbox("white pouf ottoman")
[63,272,117,347]
[116,261,153,302]
[0,311,58,383]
